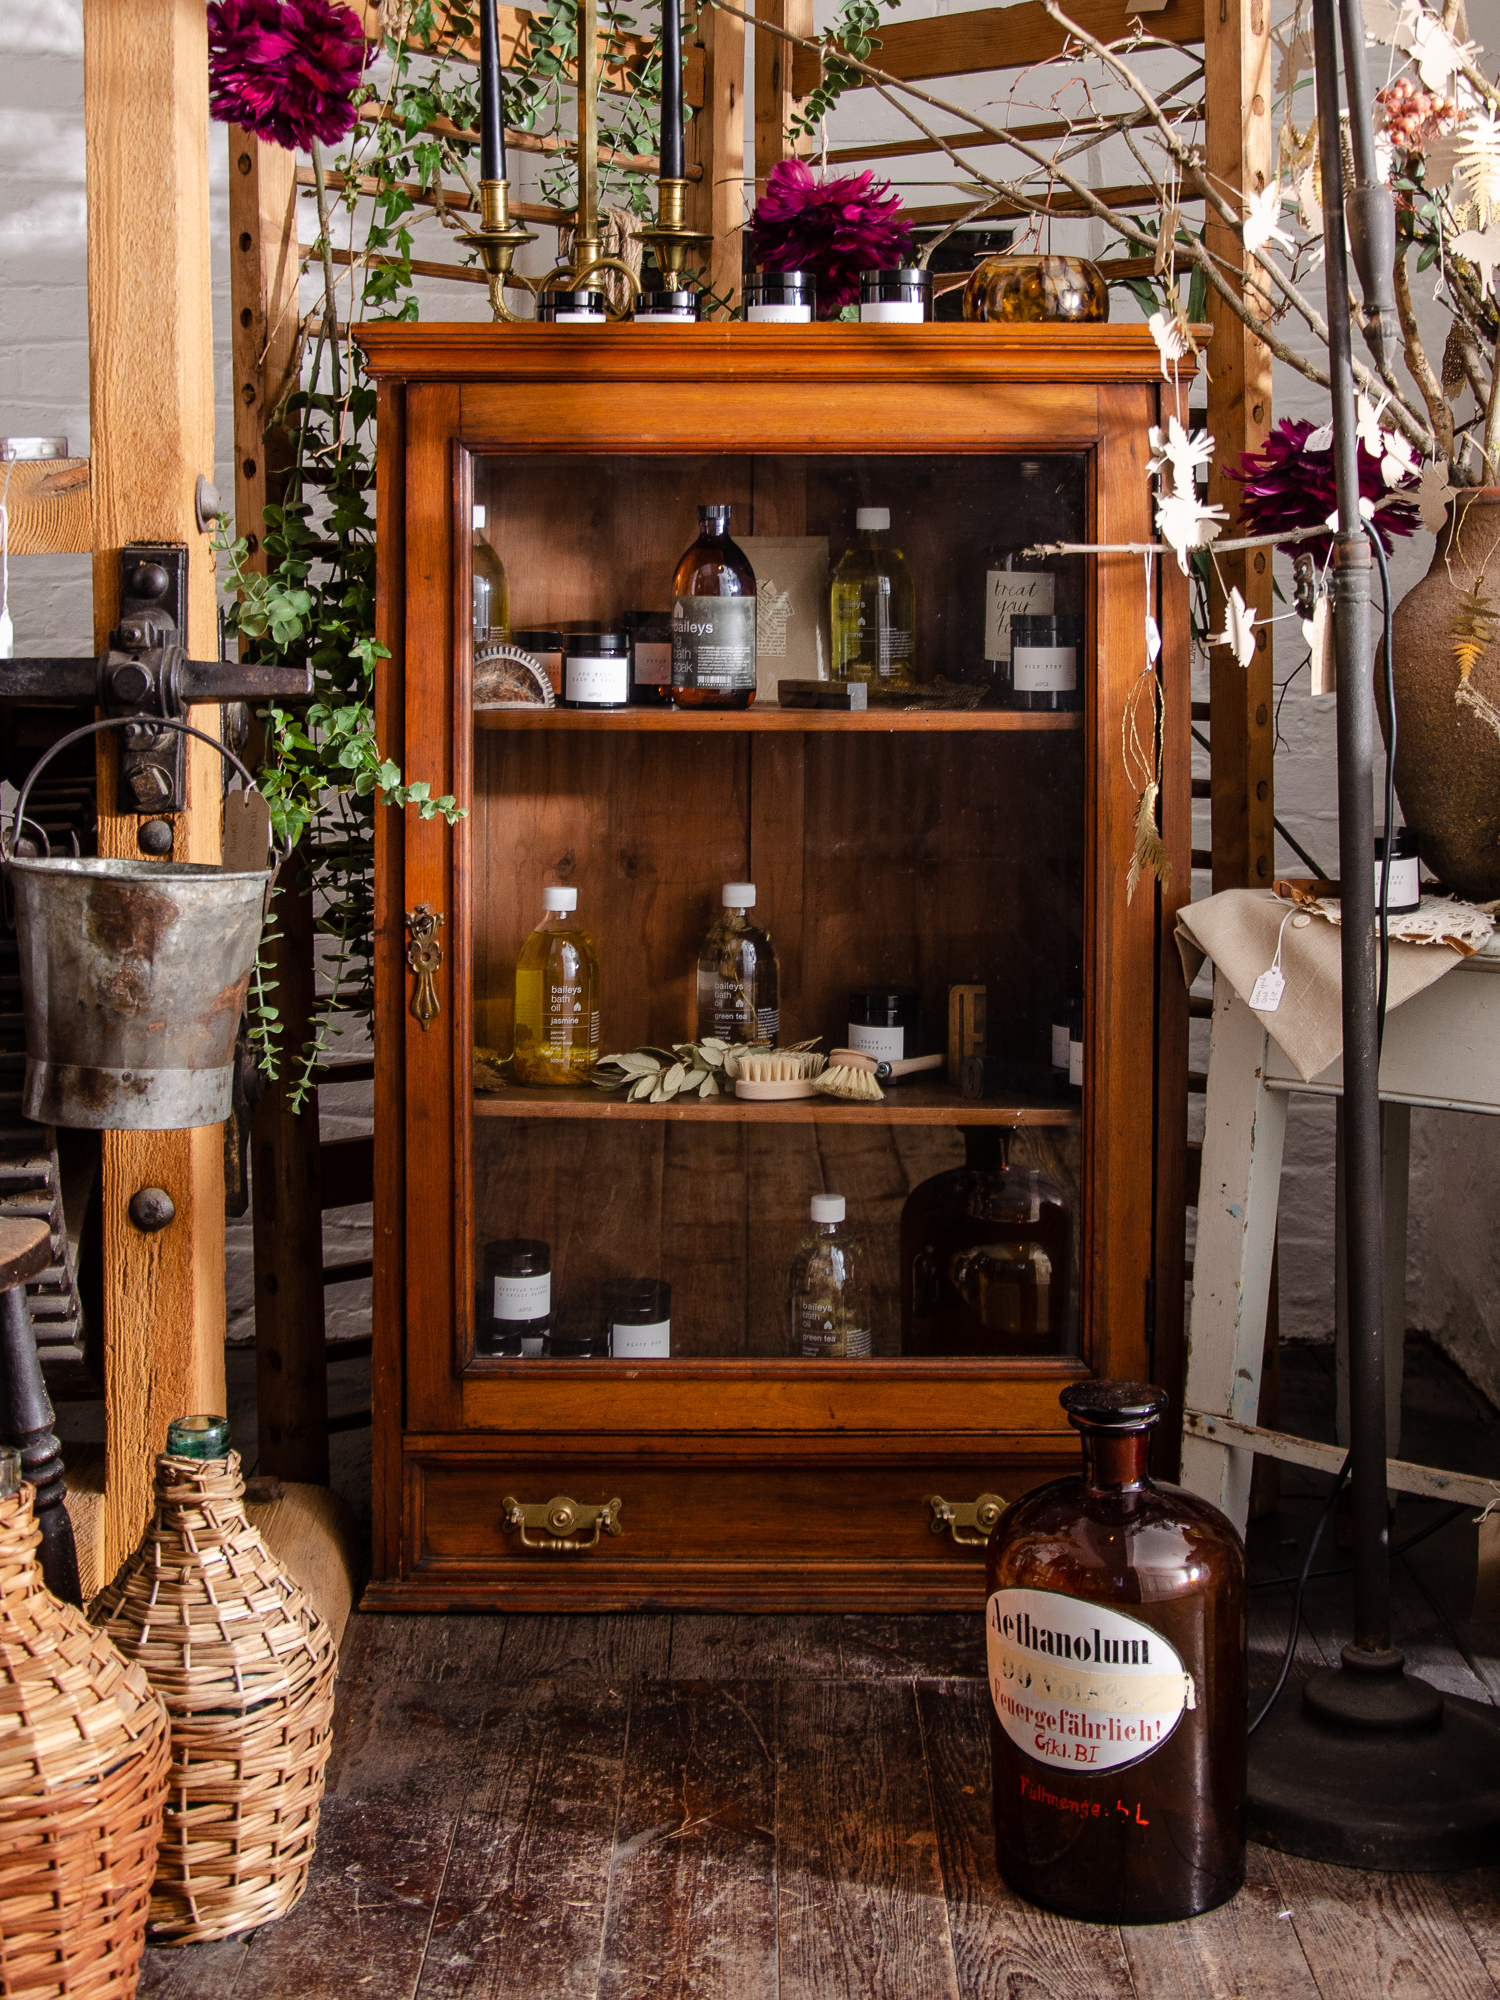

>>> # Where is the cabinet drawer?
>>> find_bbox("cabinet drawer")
[392,1448,1075,1611]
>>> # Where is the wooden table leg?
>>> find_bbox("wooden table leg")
[1180,973,1288,1534]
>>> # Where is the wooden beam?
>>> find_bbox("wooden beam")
[84,0,227,1574]
[304,170,568,228]
[350,0,657,86]
[1184,1411,1500,1510]
[1204,0,1275,892]
[753,0,813,199]
[352,101,699,173]
[2,458,91,556]
[898,184,1171,232]
[790,0,1204,94]
[686,0,744,305]
[825,100,1201,168]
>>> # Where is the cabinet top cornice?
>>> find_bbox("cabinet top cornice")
[356,321,1197,386]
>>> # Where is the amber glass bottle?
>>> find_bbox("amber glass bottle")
[986,1381,1246,1923]
[900,1127,1071,1356]
[671,503,757,710]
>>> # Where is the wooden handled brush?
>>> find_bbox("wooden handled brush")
[815,1049,944,1103]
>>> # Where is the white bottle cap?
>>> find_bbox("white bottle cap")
[856,507,890,531]
[543,886,577,911]
[473,504,487,529]
[811,1194,846,1223]
[722,882,756,906]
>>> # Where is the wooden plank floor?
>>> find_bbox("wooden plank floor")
[136,1342,1500,1998]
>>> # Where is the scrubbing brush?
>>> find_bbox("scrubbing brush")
[732,1049,828,1100]
[814,1048,945,1103]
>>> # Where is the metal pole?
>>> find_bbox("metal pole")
[1311,0,1390,1653]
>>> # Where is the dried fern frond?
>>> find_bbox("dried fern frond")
[1127,782,1172,904]
[1451,579,1500,682]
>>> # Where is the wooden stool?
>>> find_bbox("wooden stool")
[0,1217,80,1605]
[1180,958,1500,1534]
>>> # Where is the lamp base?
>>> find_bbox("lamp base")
[1249,1663,1500,1871]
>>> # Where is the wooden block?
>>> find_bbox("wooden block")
[947,983,987,1087]
[1,457,91,556]
[247,1479,360,1648]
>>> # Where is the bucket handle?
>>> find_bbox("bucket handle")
[4,715,291,880]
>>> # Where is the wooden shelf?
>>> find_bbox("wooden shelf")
[474,1080,1079,1125]
[474,704,1083,733]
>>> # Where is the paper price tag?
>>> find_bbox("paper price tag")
[1144,614,1162,664]
[1249,968,1285,1013]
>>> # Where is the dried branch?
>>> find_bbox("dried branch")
[1395,244,1455,457]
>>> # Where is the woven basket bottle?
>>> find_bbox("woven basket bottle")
[89,1417,337,1945]
[0,1445,169,1998]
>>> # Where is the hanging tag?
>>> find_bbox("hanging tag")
[1475,1506,1500,1618]
[1308,594,1335,696]
[1249,967,1286,1012]
[0,607,11,662]
[1144,613,1162,664]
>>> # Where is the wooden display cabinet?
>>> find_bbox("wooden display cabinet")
[359,325,1189,1611]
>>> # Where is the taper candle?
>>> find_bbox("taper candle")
[479,0,506,184]
[660,0,683,182]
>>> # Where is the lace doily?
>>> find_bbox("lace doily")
[1279,887,1495,957]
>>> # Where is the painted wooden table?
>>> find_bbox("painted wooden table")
[1180,951,1500,1533]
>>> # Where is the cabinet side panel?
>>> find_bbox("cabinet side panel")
[373,378,407,1581]
[1089,386,1161,1381]
[403,384,465,1436]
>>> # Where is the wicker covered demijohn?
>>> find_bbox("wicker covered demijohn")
[0,1445,168,1998]
[89,1417,337,1944]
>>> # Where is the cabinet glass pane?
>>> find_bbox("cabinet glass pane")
[467,452,1087,1364]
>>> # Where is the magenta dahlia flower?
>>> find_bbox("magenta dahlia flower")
[208,0,371,152]
[1230,417,1420,563]
[748,160,911,317]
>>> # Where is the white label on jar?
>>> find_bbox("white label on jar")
[634,640,672,687]
[860,301,924,323]
[554,310,606,323]
[1013,644,1077,692]
[565,654,629,704]
[985,570,1055,662]
[1051,1023,1069,1069]
[494,1271,550,1321]
[612,1319,671,1358]
[1069,1037,1083,1087]
[987,1587,1195,1773]
[520,1335,546,1357]
[633,312,696,324]
[849,1022,904,1061]
[746,303,812,322]
[1376,854,1420,907]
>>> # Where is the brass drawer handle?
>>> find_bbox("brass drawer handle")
[405,904,444,1029]
[501,1493,622,1551]
[927,1492,1007,1546]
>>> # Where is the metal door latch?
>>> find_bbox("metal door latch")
[501,1493,623,1551]
[927,1492,1008,1546]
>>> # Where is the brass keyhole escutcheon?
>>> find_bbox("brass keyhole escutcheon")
[405,904,444,1028]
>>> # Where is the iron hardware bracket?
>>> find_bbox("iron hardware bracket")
[0,546,310,817]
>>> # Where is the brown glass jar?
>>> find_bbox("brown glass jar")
[900,1127,1072,1356]
[986,1380,1245,1923]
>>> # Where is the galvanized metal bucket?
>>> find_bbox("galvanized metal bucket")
[4,718,282,1131]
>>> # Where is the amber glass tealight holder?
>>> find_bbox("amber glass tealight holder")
[963,255,1109,325]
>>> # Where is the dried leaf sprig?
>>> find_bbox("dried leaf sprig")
[593,1038,822,1103]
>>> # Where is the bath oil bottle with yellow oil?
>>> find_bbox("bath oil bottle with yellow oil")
[512,886,600,1086]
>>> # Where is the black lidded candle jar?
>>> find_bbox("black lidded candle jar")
[480,1238,551,1357]
[627,610,674,709]
[859,267,931,323]
[633,289,699,323]
[1004,612,1082,712]
[744,270,814,322]
[847,984,919,1063]
[604,1278,672,1358]
[536,288,608,323]
[563,628,631,709]
[986,1379,1246,1923]
[1375,827,1421,914]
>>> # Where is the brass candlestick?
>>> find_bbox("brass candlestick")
[534,0,640,316]
[636,177,711,281]
[459,179,539,323]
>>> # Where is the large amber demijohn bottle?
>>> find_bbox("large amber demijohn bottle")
[986,1380,1245,1922]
